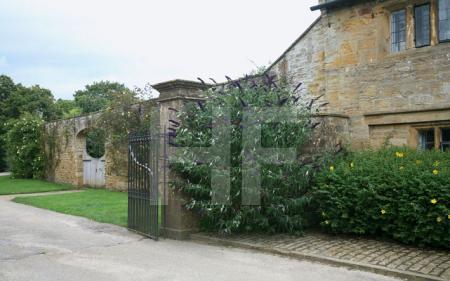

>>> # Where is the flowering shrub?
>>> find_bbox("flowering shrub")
[314,147,450,248]
[171,76,327,235]
[5,114,45,178]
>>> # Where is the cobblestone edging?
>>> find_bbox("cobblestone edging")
[191,233,450,281]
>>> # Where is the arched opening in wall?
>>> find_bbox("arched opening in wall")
[75,128,106,187]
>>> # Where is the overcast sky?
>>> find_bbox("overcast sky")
[0,0,320,100]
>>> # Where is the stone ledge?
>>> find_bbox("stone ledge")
[161,227,198,240]
[152,79,210,92]
[364,107,450,117]
[191,233,449,281]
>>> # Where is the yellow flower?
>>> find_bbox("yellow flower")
[433,169,439,175]
[448,214,450,220]
[437,217,443,223]
[350,162,355,168]
[381,209,386,215]
[415,160,422,165]
[395,152,404,158]
[399,166,404,171]
[330,166,335,172]
[433,161,440,167]
[431,199,438,204]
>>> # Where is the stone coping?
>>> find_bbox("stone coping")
[152,79,211,92]
[191,232,450,281]
[364,106,450,117]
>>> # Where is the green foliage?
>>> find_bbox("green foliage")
[64,107,83,118]
[0,75,18,171]
[171,77,321,235]
[74,81,129,114]
[55,99,82,118]
[13,189,128,227]
[0,119,8,172]
[86,129,106,158]
[0,75,62,171]
[5,114,45,179]
[6,84,60,121]
[96,87,154,172]
[313,147,450,248]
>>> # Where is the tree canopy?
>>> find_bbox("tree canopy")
[0,75,62,171]
[74,81,130,114]
[0,76,131,173]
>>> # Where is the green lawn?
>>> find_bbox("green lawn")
[13,189,128,227]
[0,176,74,195]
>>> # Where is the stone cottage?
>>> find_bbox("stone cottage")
[267,0,450,150]
[46,0,450,192]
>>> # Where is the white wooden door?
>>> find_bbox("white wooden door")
[83,157,105,187]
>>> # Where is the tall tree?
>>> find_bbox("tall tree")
[5,85,60,121]
[0,75,17,171]
[0,75,62,171]
[74,81,129,114]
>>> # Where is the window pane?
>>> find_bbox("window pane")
[391,10,407,53]
[441,128,450,151]
[419,129,435,150]
[439,0,450,41]
[415,4,431,47]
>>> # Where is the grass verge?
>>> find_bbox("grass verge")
[0,176,73,195]
[13,189,127,227]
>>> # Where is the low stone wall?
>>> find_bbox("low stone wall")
[44,80,208,194]
[45,114,129,191]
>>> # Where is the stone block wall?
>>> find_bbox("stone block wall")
[45,114,129,191]
[268,0,450,149]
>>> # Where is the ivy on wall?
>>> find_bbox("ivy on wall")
[95,88,155,174]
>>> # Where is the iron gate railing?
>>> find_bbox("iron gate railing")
[128,131,165,240]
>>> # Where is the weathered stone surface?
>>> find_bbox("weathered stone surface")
[268,0,450,149]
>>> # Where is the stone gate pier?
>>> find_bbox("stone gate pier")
[45,79,207,240]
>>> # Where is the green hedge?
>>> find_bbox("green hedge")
[5,114,44,179]
[313,147,450,248]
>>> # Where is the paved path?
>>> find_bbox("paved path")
[192,233,450,281]
[0,197,400,281]
[0,172,11,176]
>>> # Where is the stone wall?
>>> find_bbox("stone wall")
[45,80,207,194]
[45,113,130,190]
[268,0,450,149]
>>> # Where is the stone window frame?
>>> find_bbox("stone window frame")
[438,0,450,42]
[418,128,435,149]
[414,3,432,47]
[413,124,450,151]
[391,9,408,53]
[440,127,450,151]
[384,0,439,53]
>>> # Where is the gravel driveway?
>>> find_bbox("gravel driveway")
[0,194,401,281]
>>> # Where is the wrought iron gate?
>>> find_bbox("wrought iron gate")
[128,131,164,240]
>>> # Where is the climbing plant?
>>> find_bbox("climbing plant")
[86,129,106,158]
[5,113,45,178]
[95,85,156,172]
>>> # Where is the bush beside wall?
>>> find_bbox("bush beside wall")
[5,114,45,179]
[314,147,450,248]
[171,77,323,235]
